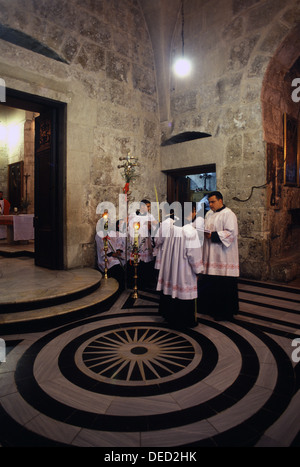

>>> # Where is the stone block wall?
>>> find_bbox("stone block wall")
[161,0,300,280]
[262,26,300,281]
[0,0,298,279]
[0,108,8,195]
[0,0,164,268]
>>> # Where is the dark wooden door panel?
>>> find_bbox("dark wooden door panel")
[35,110,60,269]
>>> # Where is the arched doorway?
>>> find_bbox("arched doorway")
[261,25,300,281]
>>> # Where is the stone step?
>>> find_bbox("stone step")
[0,277,119,327]
[0,257,102,313]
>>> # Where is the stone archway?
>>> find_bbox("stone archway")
[261,25,300,282]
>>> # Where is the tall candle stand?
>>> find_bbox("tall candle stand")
[103,211,109,279]
[117,150,139,292]
[132,222,140,299]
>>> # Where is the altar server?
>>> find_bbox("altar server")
[153,209,178,271]
[199,191,239,321]
[156,203,203,328]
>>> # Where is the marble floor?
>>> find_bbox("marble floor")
[0,256,299,449]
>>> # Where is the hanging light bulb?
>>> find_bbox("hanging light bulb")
[173,56,191,77]
[173,0,191,77]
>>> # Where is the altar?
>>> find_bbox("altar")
[0,214,34,243]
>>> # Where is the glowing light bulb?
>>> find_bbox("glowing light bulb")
[173,57,191,77]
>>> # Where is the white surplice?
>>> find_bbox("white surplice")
[153,217,176,270]
[203,207,239,277]
[156,222,203,300]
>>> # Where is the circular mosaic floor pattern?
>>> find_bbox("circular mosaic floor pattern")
[3,308,297,447]
[78,326,201,384]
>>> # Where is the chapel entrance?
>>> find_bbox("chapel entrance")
[163,163,216,213]
[0,88,66,269]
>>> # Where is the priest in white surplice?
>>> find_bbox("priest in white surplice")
[198,191,239,321]
[156,203,203,328]
[153,209,178,271]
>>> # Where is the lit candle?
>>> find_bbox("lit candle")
[133,222,140,248]
[103,211,108,231]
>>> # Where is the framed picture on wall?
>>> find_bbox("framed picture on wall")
[283,113,299,186]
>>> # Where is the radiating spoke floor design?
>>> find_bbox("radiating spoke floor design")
[0,280,299,447]
[80,327,197,384]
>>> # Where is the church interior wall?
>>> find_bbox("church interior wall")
[262,26,300,282]
[0,0,298,281]
[160,0,300,281]
[0,0,164,269]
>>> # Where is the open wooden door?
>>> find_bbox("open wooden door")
[165,164,217,205]
[34,109,64,269]
[3,88,66,269]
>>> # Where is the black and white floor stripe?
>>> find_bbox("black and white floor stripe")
[0,280,299,447]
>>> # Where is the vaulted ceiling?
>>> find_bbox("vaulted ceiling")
[139,0,182,122]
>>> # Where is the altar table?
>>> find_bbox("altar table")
[0,214,34,243]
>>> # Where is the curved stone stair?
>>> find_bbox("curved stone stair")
[0,257,119,329]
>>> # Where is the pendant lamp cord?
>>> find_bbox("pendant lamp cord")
[181,0,185,57]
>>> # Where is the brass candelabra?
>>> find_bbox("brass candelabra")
[132,221,140,299]
[103,211,109,279]
[117,150,139,293]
